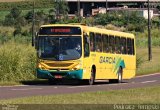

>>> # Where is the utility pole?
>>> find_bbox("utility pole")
[148,0,152,61]
[32,1,35,46]
[77,0,80,22]
[55,0,59,20]
[106,0,108,13]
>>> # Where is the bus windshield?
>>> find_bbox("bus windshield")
[38,36,82,61]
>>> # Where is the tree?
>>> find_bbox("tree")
[3,14,15,26]
[54,0,69,20]
[10,7,22,19]
[157,4,160,11]
[13,25,22,36]
[25,11,34,23]
[94,11,147,32]
[48,9,56,23]
[3,7,24,26]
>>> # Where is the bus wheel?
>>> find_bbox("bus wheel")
[88,69,95,85]
[109,67,123,83]
[117,67,123,83]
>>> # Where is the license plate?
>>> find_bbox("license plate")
[55,75,62,79]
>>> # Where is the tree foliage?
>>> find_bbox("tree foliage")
[54,0,69,18]
[10,7,22,19]
[3,7,24,27]
[2,2,160,37]
[94,11,147,32]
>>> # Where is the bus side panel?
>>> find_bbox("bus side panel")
[82,54,93,79]
[122,55,136,79]
[82,53,136,80]
[95,53,117,79]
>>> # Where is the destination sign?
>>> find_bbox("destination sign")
[39,27,81,35]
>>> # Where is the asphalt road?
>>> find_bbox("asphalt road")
[0,73,160,100]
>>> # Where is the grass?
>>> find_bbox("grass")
[0,0,54,11]
[0,39,36,83]
[0,81,20,86]
[0,0,26,2]
[136,48,160,75]
[0,10,9,21]
[0,86,159,104]
[0,8,52,22]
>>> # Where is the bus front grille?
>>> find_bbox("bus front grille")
[45,63,74,67]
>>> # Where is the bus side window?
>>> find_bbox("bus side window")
[132,39,135,55]
[103,35,109,53]
[127,38,132,55]
[109,35,115,53]
[95,34,102,52]
[84,34,90,57]
[90,32,95,51]
[108,35,111,53]
[115,37,120,54]
[121,37,127,54]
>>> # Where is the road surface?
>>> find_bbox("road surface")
[0,73,160,100]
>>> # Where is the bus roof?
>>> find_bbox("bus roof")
[40,24,135,38]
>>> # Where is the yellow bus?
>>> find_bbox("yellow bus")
[33,24,136,85]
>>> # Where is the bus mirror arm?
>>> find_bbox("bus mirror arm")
[32,32,38,48]
[35,32,38,36]
[86,37,90,43]
[84,33,90,43]
[35,32,39,49]
[85,35,90,44]
[32,36,35,47]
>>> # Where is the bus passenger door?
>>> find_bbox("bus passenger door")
[83,33,92,79]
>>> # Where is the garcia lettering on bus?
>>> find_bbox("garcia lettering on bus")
[99,56,116,64]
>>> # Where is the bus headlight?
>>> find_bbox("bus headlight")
[38,64,46,70]
[73,63,82,70]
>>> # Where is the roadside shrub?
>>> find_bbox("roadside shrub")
[22,30,30,36]
[13,26,22,36]
[0,0,54,10]
[136,56,145,68]
[0,40,36,82]
[135,27,160,47]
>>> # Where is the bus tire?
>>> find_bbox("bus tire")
[88,68,95,85]
[117,67,123,83]
[109,67,123,83]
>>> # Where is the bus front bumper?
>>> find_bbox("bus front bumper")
[36,69,83,79]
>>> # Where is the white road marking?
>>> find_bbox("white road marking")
[68,86,89,89]
[0,85,29,88]
[97,85,102,87]
[136,73,160,78]
[141,80,157,84]
[0,73,159,88]
[109,84,118,86]
[11,88,43,91]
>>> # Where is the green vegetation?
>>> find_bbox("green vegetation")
[0,10,9,22]
[0,39,36,83]
[0,0,54,10]
[95,11,146,32]
[0,1,159,84]
[135,28,160,47]
[0,86,160,104]
[137,48,160,75]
